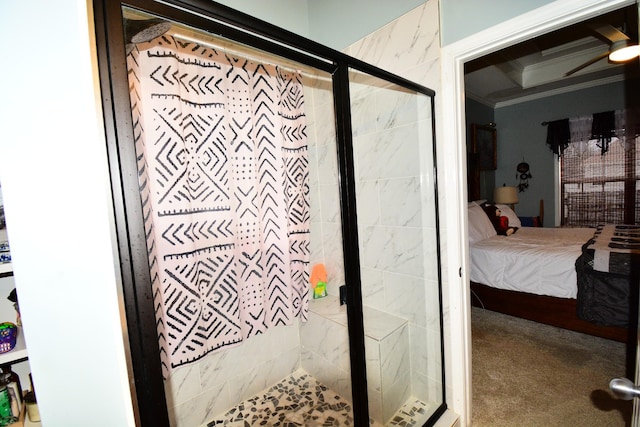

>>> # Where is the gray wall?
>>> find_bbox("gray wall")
[211,0,310,36]
[306,0,425,50]
[213,0,425,51]
[494,81,626,223]
[440,0,554,45]
[213,0,554,48]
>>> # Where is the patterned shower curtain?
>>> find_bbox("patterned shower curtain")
[127,35,310,377]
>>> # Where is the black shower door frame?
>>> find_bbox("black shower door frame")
[93,0,444,425]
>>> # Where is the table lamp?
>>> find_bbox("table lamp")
[494,185,519,210]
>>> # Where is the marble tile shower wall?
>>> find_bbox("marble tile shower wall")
[345,0,443,405]
[303,0,444,414]
[306,76,345,296]
[165,322,301,427]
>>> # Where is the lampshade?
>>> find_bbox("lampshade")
[608,39,640,63]
[494,186,519,204]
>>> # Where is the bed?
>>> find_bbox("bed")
[468,201,630,343]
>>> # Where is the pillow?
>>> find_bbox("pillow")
[519,216,541,227]
[495,204,522,228]
[468,202,497,244]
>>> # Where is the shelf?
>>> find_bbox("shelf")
[0,327,27,366]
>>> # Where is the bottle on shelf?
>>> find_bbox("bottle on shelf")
[0,373,18,426]
[24,373,39,423]
[0,366,21,413]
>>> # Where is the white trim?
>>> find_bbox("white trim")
[439,0,634,425]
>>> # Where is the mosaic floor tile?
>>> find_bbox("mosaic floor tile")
[207,370,431,426]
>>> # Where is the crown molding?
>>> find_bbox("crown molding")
[493,74,625,108]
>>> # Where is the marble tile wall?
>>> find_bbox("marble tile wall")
[165,322,301,427]
[344,0,444,406]
[306,74,345,297]
[300,295,411,425]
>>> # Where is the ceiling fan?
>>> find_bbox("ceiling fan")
[565,24,640,76]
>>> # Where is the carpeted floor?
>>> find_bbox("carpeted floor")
[471,307,633,427]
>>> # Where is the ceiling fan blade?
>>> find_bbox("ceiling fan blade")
[590,24,630,43]
[564,51,610,76]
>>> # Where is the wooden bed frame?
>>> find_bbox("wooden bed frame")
[470,281,629,343]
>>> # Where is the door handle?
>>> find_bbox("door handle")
[610,377,640,400]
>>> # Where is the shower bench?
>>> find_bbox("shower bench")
[300,294,410,425]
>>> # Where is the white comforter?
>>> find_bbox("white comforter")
[469,227,596,299]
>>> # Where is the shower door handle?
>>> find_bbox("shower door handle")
[610,377,640,400]
[339,285,348,306]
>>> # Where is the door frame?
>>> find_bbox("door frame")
[439,0,635,424]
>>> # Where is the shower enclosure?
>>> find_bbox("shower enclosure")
[94,1,444,425]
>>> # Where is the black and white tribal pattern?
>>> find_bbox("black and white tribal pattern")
[127,35,310,377]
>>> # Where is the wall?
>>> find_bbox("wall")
[307,75,344,298]
[466,98,494,129]
[306,0,425,50]
[440,0,554,45]
[211,0,310,38]
[0,1,136,426]
[214,0,425,51]
[494,80,626,222]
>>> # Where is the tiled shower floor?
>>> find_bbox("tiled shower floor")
[207,369,431,426]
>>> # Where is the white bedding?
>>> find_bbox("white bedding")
[469,227,596,299]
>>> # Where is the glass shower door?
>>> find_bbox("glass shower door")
[118,7,362,426]
[347,69,444,426]
[98,2,444,425]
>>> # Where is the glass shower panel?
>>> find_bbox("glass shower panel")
[348,69,443,426]
[299,69,355,415]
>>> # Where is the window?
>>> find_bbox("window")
[561,136,639,227]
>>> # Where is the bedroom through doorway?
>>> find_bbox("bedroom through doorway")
[461,2,639,425]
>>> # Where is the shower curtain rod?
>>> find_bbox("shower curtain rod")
[146,0,435,97]
[171,32,320,76]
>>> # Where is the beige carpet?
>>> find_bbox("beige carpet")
[471,307,633,427]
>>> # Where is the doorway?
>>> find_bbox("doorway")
[440,0,638,424]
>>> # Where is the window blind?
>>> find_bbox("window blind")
[561,136,638,227]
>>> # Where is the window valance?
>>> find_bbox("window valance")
[544,118,570,155]
[544,108,638,156]
[591,110,615,155]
